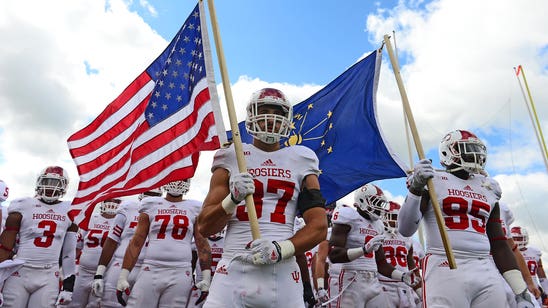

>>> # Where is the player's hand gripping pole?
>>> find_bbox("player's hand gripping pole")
[205,0,260,239]
[383,34,456,269]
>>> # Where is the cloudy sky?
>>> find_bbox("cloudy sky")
[1,0,547,261]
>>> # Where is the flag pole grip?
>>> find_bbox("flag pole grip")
[205,0,260,240]
[383,34,456,269]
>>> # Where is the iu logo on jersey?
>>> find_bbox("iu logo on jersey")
[291,271,300,283]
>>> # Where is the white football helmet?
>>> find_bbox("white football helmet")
[100,198,121,215]
[439,129,487,173]
[138,187,163,201]
[36,166,69,203]
[511,226,529,249]
[245,88,293,144]
[383,201,401,234]
[353,184,389,221]
[0,179,8,202]
[162,180,191,197]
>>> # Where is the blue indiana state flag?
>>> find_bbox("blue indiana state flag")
[230,49,408,204]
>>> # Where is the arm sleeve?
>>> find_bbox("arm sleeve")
[398,192,423,237]
[61,230,78,277]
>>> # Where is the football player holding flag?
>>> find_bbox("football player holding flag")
[399,129,535,307]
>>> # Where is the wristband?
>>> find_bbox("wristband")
[201,269,211,283]
[275,240,295,260]
[503,269,527,295]
[317,278,325,289]
[95,264,106,277]
[346,247,365,261]
[391,269,404,281]
[221,194,238,214]
[119,268,130,281]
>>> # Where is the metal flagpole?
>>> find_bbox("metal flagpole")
[202,0,261,239]
[514,65,548,173]
[384,34,456,269]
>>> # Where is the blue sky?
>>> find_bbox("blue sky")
[1,0,548,259]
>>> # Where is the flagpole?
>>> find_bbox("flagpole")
[514,65,548,173]
[383,34,456,269]
[203,0,261,240]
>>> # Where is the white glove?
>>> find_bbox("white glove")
[392,268,420,288]
[515,289,535,308]
[92,265,106,297]
[363,234,385,254]
[317,288,329,304]
[55,291,73,306]
[229,172,255,203]
[193,270,211,305]
[245,238,295,265]
[116,269,131,306]
[408,159,434,191]
[91,277,104,297]
[414,287,422,299]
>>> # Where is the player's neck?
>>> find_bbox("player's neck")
[253,139,280,152]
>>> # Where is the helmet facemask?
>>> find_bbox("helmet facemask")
[245,88,293,144]
[162,180,191,197]
[36,166,69,203]
[439,130,487,173]
[100,199,121,215]
[354,184,388,221]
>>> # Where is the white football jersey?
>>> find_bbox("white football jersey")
[423,171,498,257]
[326,227,342,274]
[212,143,320,258]
[140,197,201,267]
[331,206,384,271]
[108,200,146,262]
[498,202,514,238]
[8,197,73,264]
[195,236,225,281]
[78,213,115,270]
[521,246,542,279]
[379,232,413,281]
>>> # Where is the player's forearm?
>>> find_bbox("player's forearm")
[197,205,231,237]
[296,253,310,282]
[398,193,422,237]
[195,236,212,272]
[98,237,118,266]
[121,235,145,271]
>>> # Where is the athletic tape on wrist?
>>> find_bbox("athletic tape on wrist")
[275,240,295,260]
[317,278,325,289]
[346,247,365,261]
[95,264,106,276]
[503,269,527,295]
[391,269,404,281]
[221,194,238,214]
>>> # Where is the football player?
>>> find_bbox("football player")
[116,180,210,307]
[198,88,327,307]
[379,201,421,307]
[69,199,120,307]
[0,166,78,307]
[399,129,535,307]
[91,189,162,307]
[329,184,419,307]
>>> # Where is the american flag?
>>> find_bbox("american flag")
[67,3,224,229]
